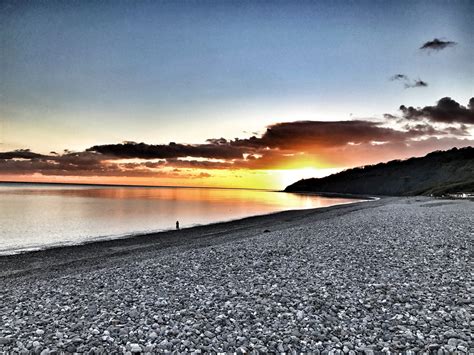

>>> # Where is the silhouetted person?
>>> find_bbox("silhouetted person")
[176,220,180,230]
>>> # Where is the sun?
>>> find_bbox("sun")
[274,167,345,190]
[275,168,321,189]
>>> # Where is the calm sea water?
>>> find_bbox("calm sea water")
[0,183,360,254]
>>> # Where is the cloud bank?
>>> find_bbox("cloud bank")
[400,97,474,124]
[1,97,473,181]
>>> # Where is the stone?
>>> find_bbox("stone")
[204,331,214,338]
[32,341,41,348]
[130,343,142,353]
[0,337,11,345]
[447,338,459,347]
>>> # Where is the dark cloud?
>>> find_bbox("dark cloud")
[165,159,233,169]
[0,151,109,176]
[390,74,409,81]
[233,120,434,151]
[400,97,474,124]
[383,113,398,119]
[420,38,457,51]
[404,79,428,89]
[125,159,233,170]
[445,124,470,136]
[390,74,428,89]
[0,149,48,160]
[87,141,247,160]
[0,151,208,179]
[205,138,228,145]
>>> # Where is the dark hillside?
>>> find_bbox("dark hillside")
[285,147,474,196]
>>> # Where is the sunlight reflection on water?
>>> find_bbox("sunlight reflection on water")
[0,183,360,254]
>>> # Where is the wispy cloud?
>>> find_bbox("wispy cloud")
[390,74,428,89]
[404,79,428,89]
[390,74,409,81]
[420,38,457,51]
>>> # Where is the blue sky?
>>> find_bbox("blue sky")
[1,0,473,153]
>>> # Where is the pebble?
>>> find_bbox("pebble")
[130,343,142,353]
[0,337,11,345]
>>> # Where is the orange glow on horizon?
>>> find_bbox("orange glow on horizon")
[0,165,344,191]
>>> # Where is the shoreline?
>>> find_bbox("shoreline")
[0,195,370,258]
[0,196,377,279]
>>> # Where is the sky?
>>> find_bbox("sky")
[0,0,473,189]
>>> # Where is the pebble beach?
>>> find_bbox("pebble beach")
[0,197,472,354]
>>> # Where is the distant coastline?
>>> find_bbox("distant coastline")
[0,180,375,200]
[0,180,274,192]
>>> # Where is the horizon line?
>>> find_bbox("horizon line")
[0,180,279,192]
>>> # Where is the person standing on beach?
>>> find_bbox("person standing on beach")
[176,220,180,230]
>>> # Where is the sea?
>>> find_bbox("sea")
[0,182,359,255]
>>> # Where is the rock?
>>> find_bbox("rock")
[129,309,139,318]
[158,340,171,349]
[72,337,83,344]
[0,337,11,345]
[66,345,77,353]
[130,343,142,353]
[447,338,459,347]
[204,330,214,338]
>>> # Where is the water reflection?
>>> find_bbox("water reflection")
[0,184,361,254]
